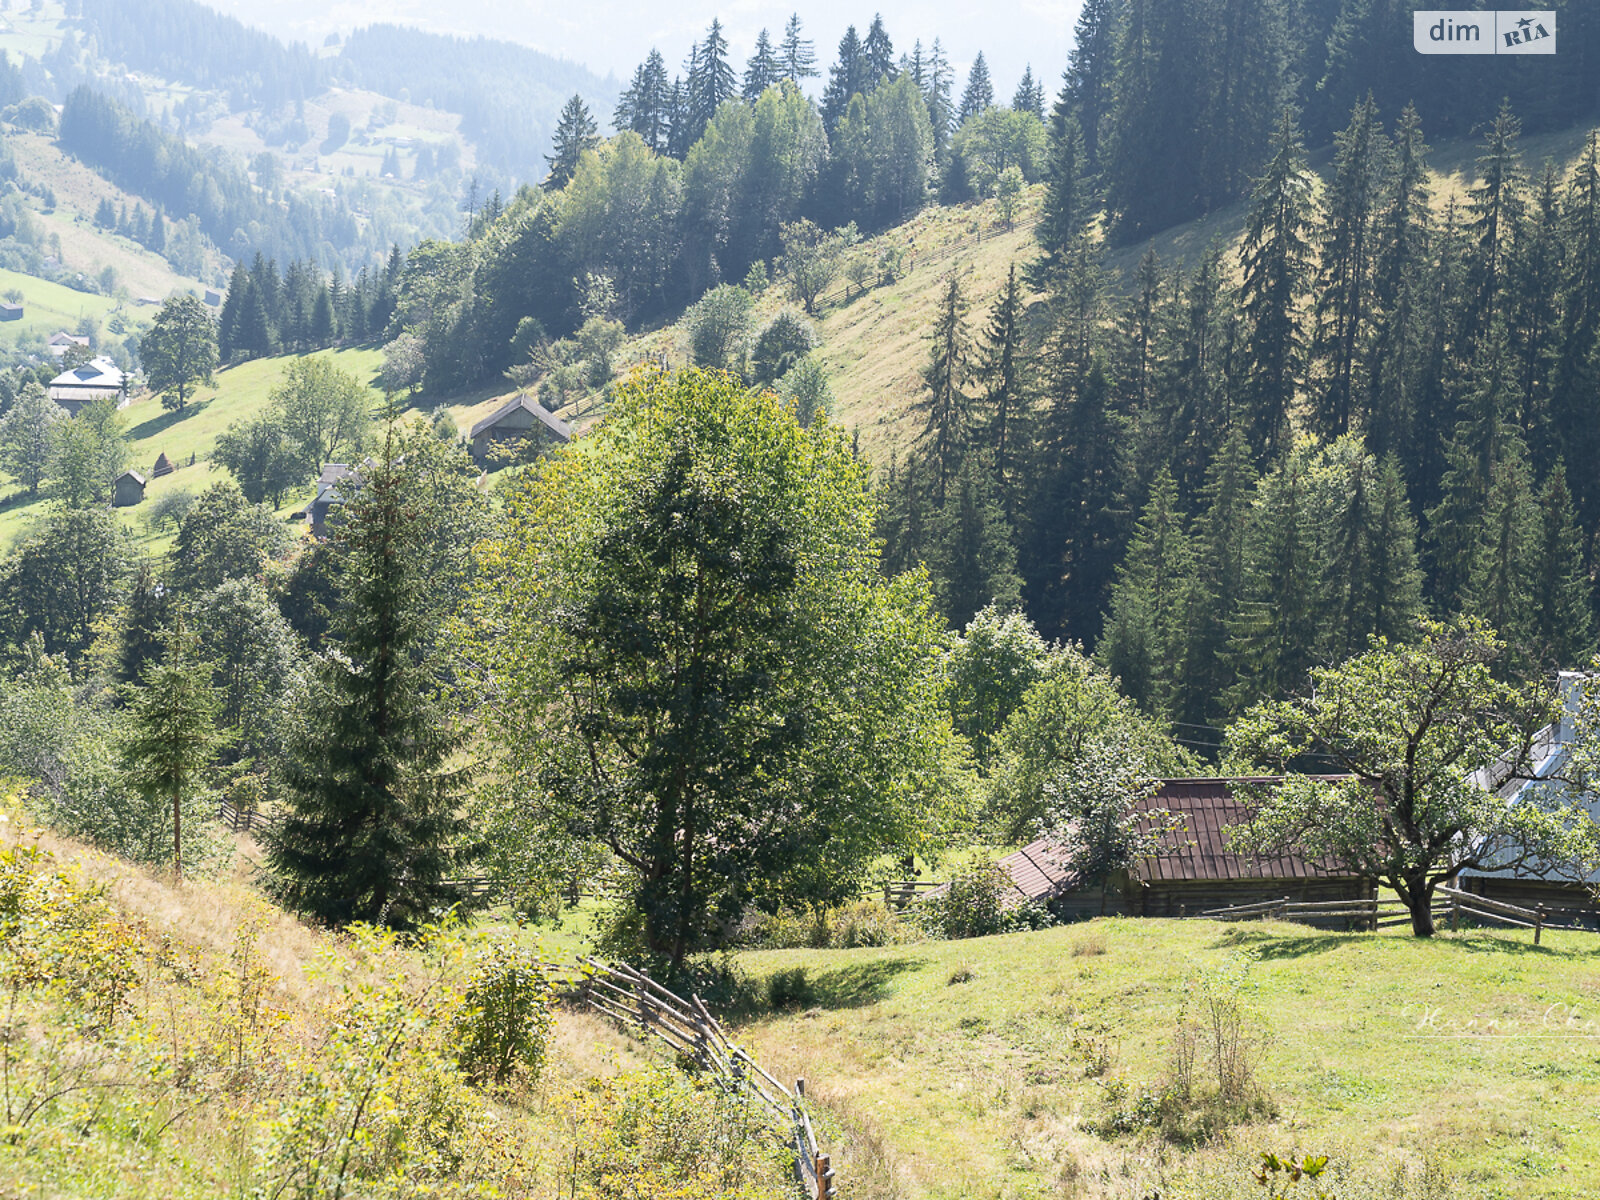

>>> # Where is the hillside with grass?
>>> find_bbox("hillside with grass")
[7,799,1593,1200]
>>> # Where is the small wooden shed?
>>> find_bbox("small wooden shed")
[112,469,147,507]
[0,302,22,322]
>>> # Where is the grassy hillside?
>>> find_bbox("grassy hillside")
[0,809,796,1200]
[726,916,1598,1199]
[0,346,384,551]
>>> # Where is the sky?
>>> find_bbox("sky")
[203,0,1087,103]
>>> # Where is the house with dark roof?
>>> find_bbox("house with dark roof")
[972,779,1373,922]
[469,394,571,466]
[307,463,358,537]
[48,356,127,415]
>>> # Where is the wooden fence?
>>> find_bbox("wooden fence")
[574,956,836,1199]
[1193,886,1590,945]
[882,880,942,909]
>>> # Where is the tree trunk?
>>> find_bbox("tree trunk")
[172,790,183,882]
[1407,887,1434,936]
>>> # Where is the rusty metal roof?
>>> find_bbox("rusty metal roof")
[1134,778,1360,883]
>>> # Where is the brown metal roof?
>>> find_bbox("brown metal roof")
[1001,837,1080,903]
[1134,777,1360,883]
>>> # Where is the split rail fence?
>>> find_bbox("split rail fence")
[573,956,837,1200]
[1193,885,1595,945]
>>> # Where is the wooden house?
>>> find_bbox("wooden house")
[112,469,146,507]
[469,394,571,465]
[983,778,1371,921]
[47,331,90,358]
[1457,672,1600,926]
[0,302,22,322]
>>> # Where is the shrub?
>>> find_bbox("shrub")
[453,941,555,1087]
[743,898,909,950]
[917,865,1008,939]
[749,308,817,385]
[765,966,813,1010]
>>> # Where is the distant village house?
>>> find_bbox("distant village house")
[469,394,571,466]
[48,356,128,415]
[47,331,90,358]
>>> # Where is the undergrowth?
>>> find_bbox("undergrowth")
[0,834,794,1200]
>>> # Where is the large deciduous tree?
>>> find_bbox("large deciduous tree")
[473,369,967,966]
[142,294,219,412]
[1227,620,1599,936]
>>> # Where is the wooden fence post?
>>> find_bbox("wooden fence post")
[816,1153,832,1200]
[1535,906,1547,946]
[1450,898,1460,932]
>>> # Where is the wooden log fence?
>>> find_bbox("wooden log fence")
[575,956,837,1199]
[1193,888,1580,944]
[882,880,941,909]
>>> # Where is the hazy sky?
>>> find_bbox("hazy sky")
[204,0,1086,101]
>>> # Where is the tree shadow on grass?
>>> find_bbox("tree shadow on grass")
[127,399,209,442]
[750,955,927,1014]
[1214,923,1590,960]
[1210,927,1367,959]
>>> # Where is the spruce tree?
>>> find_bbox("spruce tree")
[780,13,818,83]
[1463,102,1526,350]
[1099,467,1195,717]
[1509,165,1563,466]
[957,52,993,125]
[267,425,482,928]
[616,50,672,153]
[1367,103,1433,462]
[1062,0,1119,167]
[1012,65,1044,120]
[742,29,781,101]
[929,454,1022,629]
[1426,320,1520,611]
[1530,460,1595,668]
[1310,95,1390,439]
[923,39,954,159]
[821,26,864,131]
[920,274,973,505]
[1465,439,1537,655]
[545,95,599,191]
[862,14,896,90]
[1183,427,1255,724]
[1168,241,1236,502]
[121,620,223,880]
[1224,444,1324,713]
[1238,109,1315,461]
[1529,460,1593,668]
[1552,133,1600,533]
[1032,96,1090,289]
[975,264,1031,514]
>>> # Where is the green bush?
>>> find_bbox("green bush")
[744,898,909,949]
[453,942,555,1087]
[918,865,1008,939]
[765,966,814,1010]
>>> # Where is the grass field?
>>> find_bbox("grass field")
[721,916,1600,1199]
